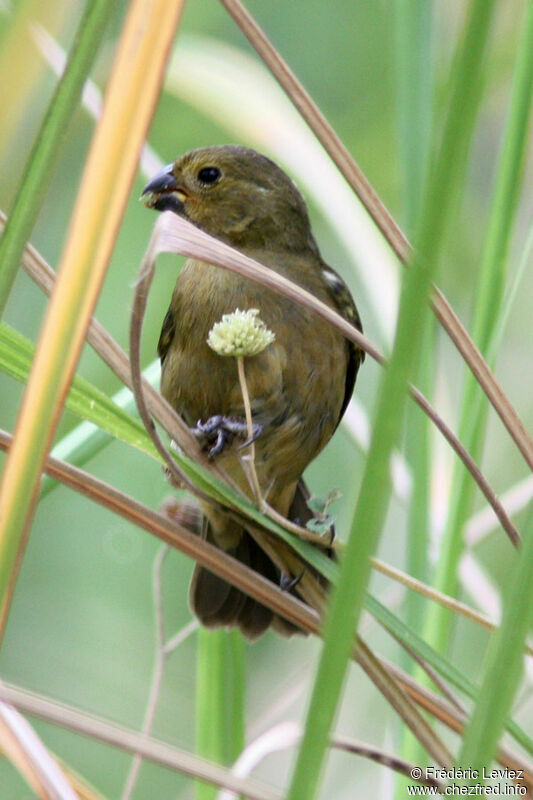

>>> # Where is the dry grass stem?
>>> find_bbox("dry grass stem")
[219,722,444,797]
[383,660,533,792]
[330,735,445,790]
[219,0,533,473]
[0,684,281,800]
[236,355,264,506]
[370,557,533,657]
[149,211,520,545]
[121,548,198,800]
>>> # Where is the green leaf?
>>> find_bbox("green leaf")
[0,0,116,318]
[458,509,533,775]
[364,595,533,756]
[426,0,533,654]
[195,630,246,800]
[0,323,159,460]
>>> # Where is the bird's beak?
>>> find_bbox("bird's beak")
[141,164,187,213]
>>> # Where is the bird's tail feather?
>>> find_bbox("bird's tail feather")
[189,524,291,639]
[189,478,320,639]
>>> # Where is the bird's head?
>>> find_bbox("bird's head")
[141,145,317,253]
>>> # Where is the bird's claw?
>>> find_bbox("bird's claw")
[280,571,304,592]
[238,422,263,449]
[192,415,262,458]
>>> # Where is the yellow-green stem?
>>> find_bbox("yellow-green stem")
[236,355,263,506]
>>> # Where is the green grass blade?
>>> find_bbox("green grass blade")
[227,630,246,761]
[195,630,245,800]
[195,629,227,800]
[393,0,434,639]
[0,323,159,460]
[286,3,497,796]
[41,360,162,497]
[458,510,533,776]
[425,0,533,654]
[394,0,435,783]
[364,595,533,756]
[0,0,115,318]
[394,0,433,235]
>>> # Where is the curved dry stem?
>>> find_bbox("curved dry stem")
[154,212,520,546]
[121,545,168,800]
[218,722,444,797]
[129,246,208,497]
[218,0,407,259]
[219,0,533,473]
[0,211,213,476]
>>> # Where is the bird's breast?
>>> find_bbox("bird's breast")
[160,258,348,485]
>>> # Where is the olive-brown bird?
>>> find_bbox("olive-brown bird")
[142,145,363,639]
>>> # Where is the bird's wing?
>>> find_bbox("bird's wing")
[157,306,176,366]
[321,264,365,424]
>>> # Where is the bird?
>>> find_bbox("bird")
[142,145,363,639]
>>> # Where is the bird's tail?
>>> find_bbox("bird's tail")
[188,479,328,639]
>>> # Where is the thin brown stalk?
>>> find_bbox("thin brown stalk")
[121,544,198,800]
[218,722,445,796]
[218,0,533,473]
[129,239,217,497]
[330,735,444,791]
[386,633,467,715]
[355,638,453,767]
[370,557,533,657]
[0,683,281,800]
[218,0,407,260]
[236,355,263,505]
[121,545,168,800]
[383,660,533,793]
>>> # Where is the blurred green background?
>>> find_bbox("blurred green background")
[0,0,531,797]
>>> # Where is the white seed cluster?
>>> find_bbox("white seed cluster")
[207,308,275,357]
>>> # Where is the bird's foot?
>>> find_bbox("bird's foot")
[192,415,262,458]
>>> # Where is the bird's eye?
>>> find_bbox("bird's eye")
[197,166,221,185]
